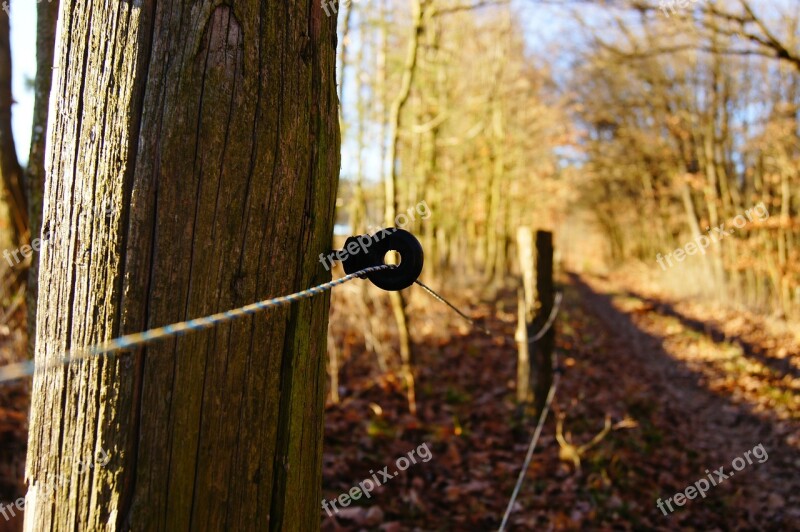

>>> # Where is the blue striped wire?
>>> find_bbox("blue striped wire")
[0,265,392,384]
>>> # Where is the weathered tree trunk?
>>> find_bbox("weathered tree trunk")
[26,1,339,529]
[26,0,61,357]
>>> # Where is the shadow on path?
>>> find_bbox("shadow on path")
[567,272,799,528]
[620,288,800,381]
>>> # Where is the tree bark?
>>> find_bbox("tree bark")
[26,0,61,357]
[26,0,340,529]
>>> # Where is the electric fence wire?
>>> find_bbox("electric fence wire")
[414,281,563,344]
[0,265,394,384]
[498,291,564,532]
[0,260,567,530]
[410,282,566,531]
[413,280,493,335]
[498,357,560,532]
[529,291,564,343]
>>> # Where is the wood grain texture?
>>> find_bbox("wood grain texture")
[26,0,61,358]
[27,0,340,529]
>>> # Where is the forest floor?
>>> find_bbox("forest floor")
[0,270,798,530]
[321,271,800,530]
[0,278,27,532]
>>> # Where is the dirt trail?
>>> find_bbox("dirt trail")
[322,273,799,529]
[571,272,799,529]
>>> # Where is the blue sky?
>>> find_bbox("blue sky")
[9,0,37,166]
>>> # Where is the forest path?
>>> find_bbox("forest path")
[570,272,799,529]
[323,272,800,530]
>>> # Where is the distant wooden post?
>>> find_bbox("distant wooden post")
[515,290,531,403]
[516,227,535,320]
[327,329,340,405]
[533,231,555,415]
[515,227,535,404]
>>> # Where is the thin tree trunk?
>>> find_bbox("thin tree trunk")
[383,0,424,415]
[26,1,340,529]
[0,11,25,247]
[376,0,388,215]
[26,0,61,357]
[385,0,424,227]
[337,0,353,128]
[679,177,715,287]
[350,6,367,236]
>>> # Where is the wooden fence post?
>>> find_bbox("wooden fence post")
[515,289,531,404]
[516,226,536,320]
[515,227,536,404]
[533,230,555,415]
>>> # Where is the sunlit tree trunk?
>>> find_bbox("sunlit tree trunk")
[25,0,61,356]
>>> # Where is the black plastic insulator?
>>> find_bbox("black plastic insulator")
[339,228,424,291]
